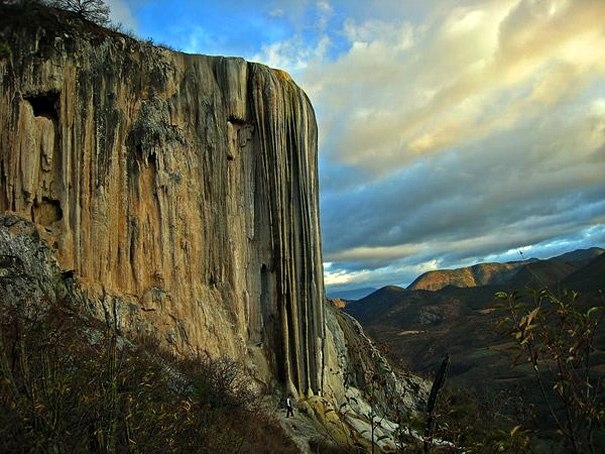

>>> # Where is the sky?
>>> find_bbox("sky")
[107,0,605,294]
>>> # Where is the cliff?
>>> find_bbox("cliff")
[0,6,323,396]
[0,7,430,451]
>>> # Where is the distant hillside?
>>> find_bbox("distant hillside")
[326,286,377,301]
[343,285,409,323]
[345,247,605,390]
[561,253,605,292]
[551,247,605,263]
[407,262,525,291]
[506,259,578,289]
[344,247,605,449]
[407,247,604,292]
[345,247,605,377]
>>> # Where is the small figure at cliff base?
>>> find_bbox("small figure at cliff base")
[285,394,294,418]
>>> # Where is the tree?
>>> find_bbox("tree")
[0,0,45,6]
[497,288,605,453]
[424,354,450,453]
[49,0,110,25]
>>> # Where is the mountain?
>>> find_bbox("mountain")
[346,284,498,374]
[346,247,605,379]
[505,258,579,289]
[408,261,529,291]
[327,286,377,301]
[407,247,604,292]
[551,246,605,263]
[562,253,605,292]
[342,285,409,322]
[343,251,605,451]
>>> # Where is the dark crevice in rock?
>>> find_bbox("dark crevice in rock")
[31,196,62,226]
[24,90,60,122]
[226,114,250,126]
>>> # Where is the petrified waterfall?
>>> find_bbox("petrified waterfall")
[0,14,325,395]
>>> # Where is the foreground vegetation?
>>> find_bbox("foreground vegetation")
[0,302,298,453]
[1,0,110,25]
[395,287,605,453]
[496,288,605,453]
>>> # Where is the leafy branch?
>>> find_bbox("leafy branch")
[497,288,605,453]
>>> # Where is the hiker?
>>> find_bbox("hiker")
[285,393,294,418]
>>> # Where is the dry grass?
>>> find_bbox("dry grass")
[0,301,299,453]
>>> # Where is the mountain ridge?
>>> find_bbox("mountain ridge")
[407,247,604,292]
[328,247,604,302]
[344,246,605,383]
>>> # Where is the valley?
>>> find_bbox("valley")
[343,248,605,448]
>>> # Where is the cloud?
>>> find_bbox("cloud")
[123,0,605,292]
[288,0,605,290]
[303,0,605,177]
[107,0,137,29]
[252,34,331,72]
[321,106,605,249]
[249,1,340,71]
[318,88,605,287]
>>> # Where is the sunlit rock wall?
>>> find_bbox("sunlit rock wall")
[0,15,324,395]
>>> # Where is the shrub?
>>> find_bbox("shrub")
[0,40,10,59]
[0,301,298,453]
[497,288,605,453]
[47,0,110,25]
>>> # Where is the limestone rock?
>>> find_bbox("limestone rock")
[0,10,432,451]
[0,8,323,395]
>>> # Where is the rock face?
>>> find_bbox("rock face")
[0,11,432,452]
[0,9,324,395]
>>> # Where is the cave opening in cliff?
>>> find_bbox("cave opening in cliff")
[226,114,249,126]
[24,91,60,122]
[31,197,63,226]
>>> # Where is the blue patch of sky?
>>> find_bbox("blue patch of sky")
[314,3,352,60]
[132,2,296,57]
[129,1,357,62]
